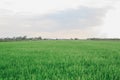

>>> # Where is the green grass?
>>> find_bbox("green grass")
[0,40,120,80]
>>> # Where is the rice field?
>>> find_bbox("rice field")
[0,40,120,80]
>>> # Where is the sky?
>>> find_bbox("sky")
[0,0,120,39]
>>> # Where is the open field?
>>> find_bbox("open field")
[0,40,120,80]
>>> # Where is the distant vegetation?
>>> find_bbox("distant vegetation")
[0,36,120,42]
[87,38,120,40]
[0,36,81,42]
[0,36,42,42]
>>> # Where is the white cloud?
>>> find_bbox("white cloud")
[0,0,116,15]
[100,1,120,38]
[0,0,82,15]
[80,0,118,8]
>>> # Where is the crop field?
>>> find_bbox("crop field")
[0,40,120,80]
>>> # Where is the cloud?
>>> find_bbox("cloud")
[0,6,109,38]
[0,0,119,38]
[44,6,108,30]
[0,0,117,15]
[1,6,108,30]
[100,1,120,38]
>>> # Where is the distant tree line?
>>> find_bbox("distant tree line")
[1,36,120,42]
[0,36,42,42]
[87,38,120,40]
[0,36,82,42]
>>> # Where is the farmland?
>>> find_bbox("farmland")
[0,40,120,80]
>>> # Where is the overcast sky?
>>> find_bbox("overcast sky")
[0,0,120,38]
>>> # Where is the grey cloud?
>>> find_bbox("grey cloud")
[0,6,109,37]
[0,8,14,16]
[28,6,109,31]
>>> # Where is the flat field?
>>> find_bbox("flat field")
[0,40,120,80]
